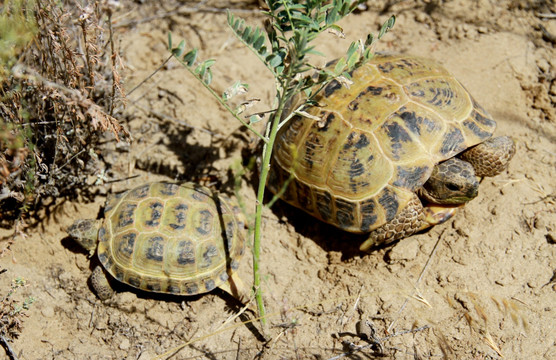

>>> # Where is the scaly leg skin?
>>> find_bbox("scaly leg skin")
[90,265,115,301]
[460,136,515,177]
[359,194,460,252]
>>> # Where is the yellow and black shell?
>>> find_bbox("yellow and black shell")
[96,182,245,296]
[268,54,496,234]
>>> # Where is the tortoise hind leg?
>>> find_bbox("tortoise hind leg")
[218,271,250,304]
[460,136,515,177]
[90,265,115,301]
[360,194,425,251]
[359,194,459,252]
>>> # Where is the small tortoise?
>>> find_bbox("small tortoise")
[67,182,247,301]
[268,54,515,251]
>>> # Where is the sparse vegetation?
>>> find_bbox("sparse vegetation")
[0,0,128,231]
[0,275,35,355]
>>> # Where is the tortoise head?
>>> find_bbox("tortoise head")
[66,219,102,256]
[419,158,479,205]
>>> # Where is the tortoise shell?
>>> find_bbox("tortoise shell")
[97,182,245,296]
[268,54,496,233]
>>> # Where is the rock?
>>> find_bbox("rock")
[119,338,130,351]
[386,239,419,263]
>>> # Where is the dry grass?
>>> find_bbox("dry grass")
[0,0,128,230]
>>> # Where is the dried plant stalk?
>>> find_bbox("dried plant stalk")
[0,0,128,228]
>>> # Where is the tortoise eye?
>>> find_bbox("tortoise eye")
[446,183,460,191]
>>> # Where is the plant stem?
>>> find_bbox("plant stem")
[252,74,292,326]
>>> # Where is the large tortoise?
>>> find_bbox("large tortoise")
[268,54,515,251]
[67,182,247,301]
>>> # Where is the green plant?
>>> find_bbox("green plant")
[169,0,394,324]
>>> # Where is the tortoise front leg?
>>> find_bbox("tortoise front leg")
[459,136,515,177]
[90,265,115,301]
[359,194,459,252]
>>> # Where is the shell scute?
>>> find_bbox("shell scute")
[199,242,220,270]
[134,199,164,231]
[393,106,446,154]
[204,279,216,292]
[377,119,420,161]
[175,240,196,265]
[346,80,407,131]
[192,208,214,237]
[334,197,357,230]
[374,55,450,84]
[405,77,472,122]
[360,198,379,231]
[153,182,179,196]
[129,183,150,200]
[315,189,333,222]
[437,124,467,157]
[114,232,136,260]
[112,202,137,233]
[391,164,432,191]
[377,187,400,222]
[327,130,393,199]
[160,199,188,233]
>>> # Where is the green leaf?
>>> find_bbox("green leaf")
[203,59,216,68]
[328,24,344,34]
[183,48,197,66]
[291,11,312,24]
[242,27,252,42]
[204,68,213,85]
[362,47,373,61]
[334,57,346,74]
[326,5,338,25]
[346,41,358,59]
[267,54,282,68]
[253,35,265,50]
[250,114,263,124]
[378,15,396,39]
[172,40,186,57]
[306,48,325,57]
[168,32,173,50]
[232,16,244,33]
[347,49,359,69]
[365,33,374,47]
[287,3,306,10]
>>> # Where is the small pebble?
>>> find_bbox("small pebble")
[41,305,55,318]
[119,338,130,351]
[415,12,427,23]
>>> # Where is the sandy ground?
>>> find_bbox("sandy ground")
[1,0,555,359]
